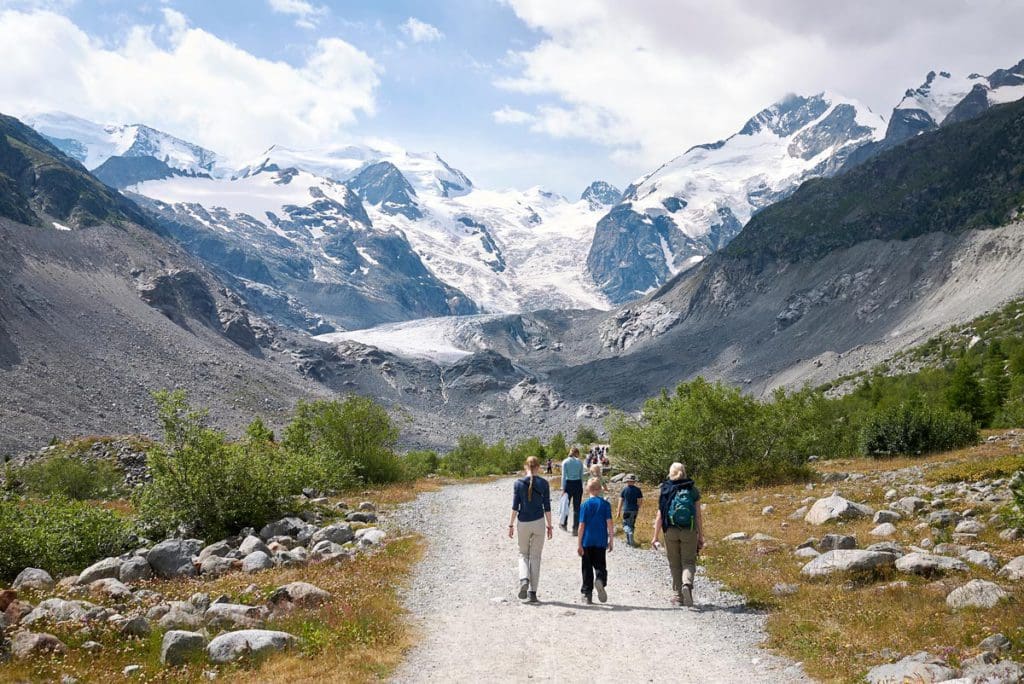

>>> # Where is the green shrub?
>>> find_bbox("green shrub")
[402,450,439,479]
[282,397,402,488]
[11,453,123,500]
[547,432,568,460]
[136,390,291,539]
[439,434,519,477]
[574,426,599,446]
[1008,470,1024,528]
[608,378,814,490]
[0,496,135,581]
[858,401,977,457]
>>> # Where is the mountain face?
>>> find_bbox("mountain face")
[581,181,622,210]
[587,93,885,303]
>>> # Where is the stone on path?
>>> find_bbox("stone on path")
[206,630,297,664]
[945,580,1010,610]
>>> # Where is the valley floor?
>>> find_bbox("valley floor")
[388,479,807,683]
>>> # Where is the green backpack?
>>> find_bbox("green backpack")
[668,488,696,528]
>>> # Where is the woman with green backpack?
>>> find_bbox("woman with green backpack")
[652,462,704,607]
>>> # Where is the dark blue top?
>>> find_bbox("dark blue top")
[512,475,552,522]
[658,478,700,531]
[579,496,612,548]
[619,484,644,512]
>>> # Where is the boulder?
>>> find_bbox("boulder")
[817,534,857,551]
[356,528,387,547]
[76,557,123,585]
[269,582,332,609]
[120,616,151,638]
[962,550,1000,571]
[788,506,809,520]
[238,535,270,557]
[954,519,985,535]
[804,494,873,525]
[794,547,820,559]
[160,630,206,666]
[997,555,1024,580]
[978,633,1011,654]
[892,497,928,516]
[4,599,33,626]
[358,502,376,512]
[197,540,233,562]
[12,568,55,592]
[800,550,896,578]
[22,598,96,626]
[148,539,204,578]
[946,580,1010,610]
[242,551,275,573]
[157,608,204,631]
[88,578,133,601]
[206,629,297,664]
[961,660,1024,683]
[865,542,904,556]
[11,632,67,660]
[873,510,901,524]
[119,557,154,583]
[204,603,267,630]
[258,517,310,541]
[864,652,958,684]
[926,510,960,528]
[895,553,969,576]
[310,523,355,547]
[345,511,377,524]
[870,523,897,537]
[199,555,236,577]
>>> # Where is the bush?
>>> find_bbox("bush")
[547,432,568,460]
[439,434,519,477]
[283,397,402,488]
[0,496,135,581]
[136,390,291,539]
[574,426,599,446]
[10,453,123,500]
[858,401,977,457]
[608,378,814,490]
[402,450,439,479]
[1009,470,1024,527]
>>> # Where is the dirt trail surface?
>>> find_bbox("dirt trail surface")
[389,479,810,683]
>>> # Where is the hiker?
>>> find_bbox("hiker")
[508,456,552,604]
[616,474,643,547]
[578,477,614,604]
[589,463,608,494]
[560,446,585,535]
[545,457,553,474]
[652,462,704,607]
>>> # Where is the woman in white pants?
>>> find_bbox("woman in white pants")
[508,456,553,603]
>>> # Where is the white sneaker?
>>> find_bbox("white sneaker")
[681,585,693,607]
[595,579,607,603]
[518,579,529,600]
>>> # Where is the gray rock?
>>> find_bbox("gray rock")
[119,556,153,583]
[204,603,267,630]
[794,547,821,559]
[864,652,957,684]
[356,528,387,547]
[761,506,775,515]
[274,549,308,567]
[148,539,204,578]
[22,598,96,625]
[190,593,211,612]
[76,556,123,585]
[978,633,1011,654]
[122,665,142,677]
[345,511,378,524]
[804,494,873,525]
[242,551,275,573]
[310,540,345,557]
[269,582,332,608]
[800,550,896,578]
[961,659,1024,683]
[946,580,1010,610]
[89,577,133,600]
[310,523,355,547]
[892,497,928,516]
[80,641,102,653]
[895,553,969,576]
[873,510,901,524]
[722,532,749,542]
[206,629,297,664]
[788,506,809,520]
[999,528,1022,542]
[238,535,270,557]
[158,608,204,631]
[796,538,818,550]
[120,616,151,638]
[197,540,233,562]
[997,555,1024,580]
[772,583,799,597]
[199,555,236,577]
[161,630,207,666]
[962,549,1000,571]
[870,523,897,537]
[12,568,55,592]
[358,502,376,512]
[954,519,985,535]
[11,631,67,659]
[817,534,857,551]
[926,510,960,528]
[865,542,904,556]
[258,517,309,541]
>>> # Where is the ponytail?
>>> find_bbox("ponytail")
[528,474,534,501]
[523,456,540,501]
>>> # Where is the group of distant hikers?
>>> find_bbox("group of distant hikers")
[508,447,705,607]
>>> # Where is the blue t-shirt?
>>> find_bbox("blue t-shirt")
[619,484,643,512]
[512,475,551,522]
[579,495,612,548]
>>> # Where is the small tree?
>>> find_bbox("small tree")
[574,426,599,446]
[547,432,568,460]
[947,358,985,422]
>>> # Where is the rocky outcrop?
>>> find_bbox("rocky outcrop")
[206,629,297,664]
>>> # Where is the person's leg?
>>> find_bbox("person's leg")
[580,547,594,598]
[527,518,546,592]
[678,527,698,605]
[622,511,636,546]
[593,546,608,602]
[665,526,684,598]
[568,481,583,534]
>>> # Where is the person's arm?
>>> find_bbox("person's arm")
[615,493,623,519]
[577,521,586,556]
[696,503,705,550]
[544,483,553,539]
[606,515,614,552]
[652,510,663,549]
[561,460,567,490]
[508,483,519,539]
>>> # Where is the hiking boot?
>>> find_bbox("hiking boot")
[582,592,593,605]
[558,522,567,531]
[681,584,694,607]
[527,591,539,604]
[625,532,635,547]
[595,579,607,603]
[517,579,529,600]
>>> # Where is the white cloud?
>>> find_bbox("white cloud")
[498,0,1024,173]
[267,0,326,29]
[400,17,443,43]
[0,9,381,162]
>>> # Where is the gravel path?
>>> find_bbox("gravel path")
[389,479,810,683]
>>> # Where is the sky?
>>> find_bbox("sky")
[0,0,1022,195]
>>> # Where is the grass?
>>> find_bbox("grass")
[685,433,1024,682]
[0,482,428,683]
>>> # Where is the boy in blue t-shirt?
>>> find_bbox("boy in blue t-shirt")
[616,475,644,547]
[577,477,614,604]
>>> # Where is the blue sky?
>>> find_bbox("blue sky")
[1,1,1023,195]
